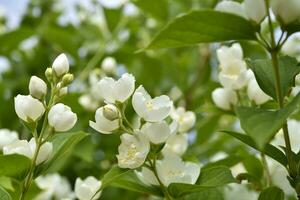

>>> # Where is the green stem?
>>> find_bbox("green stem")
[265,0,297,179]
[19,81,57,200]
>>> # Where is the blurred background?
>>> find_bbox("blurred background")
[0,0,276,199]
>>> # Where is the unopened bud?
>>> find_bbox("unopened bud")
[45,68,53,81]
[29,76,47,99]
[58,87,68,97]
[62,73,74,86]
[52,53,69,77]
[103,104,119,120]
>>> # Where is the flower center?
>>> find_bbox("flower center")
[146,101,153,110]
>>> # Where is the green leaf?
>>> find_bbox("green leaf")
[0,186,12,200]
[223,131,287,166]
[146,10,256,49]
[110,171,163,197]
[236,93,300,149]
[38,131,88,174]
[168,166,236,198]
[103,8,122,32]
[0,154,31,180]
[0,27,34,56]
[0,177,13,191]
[101,165,131,188]
[242,155,263,181]
[258,186,284,200]
[197,166,236,186]
[185,188,224,200]
[133,0,168,20]
[247,56,300,101]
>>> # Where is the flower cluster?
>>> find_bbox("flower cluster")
[3,53,78,199]
[87,73,199,198]
[216,0,300,26]
[212,43,270,110]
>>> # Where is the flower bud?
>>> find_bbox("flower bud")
[75,176,102,200]
[14,95,45,122]
[243,0,266,24]
[89,107,119,134]
[212,88,238,110]
[62,73,74,86]
[101,57,117,75]
[45,68,53,81]
[103,104,119,120]
[58,87,68,97]
[52,53,69,77]
[271,0,300,24]
[215,1,246,19]
[247,78,270,105]
[29,76,47,99]
[48,103,77,132]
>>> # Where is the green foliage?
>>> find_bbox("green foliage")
[0,186,11,200]
[258,186,284,200]
[38,131,88,174]
[223,131,287,166]
[101,165,131,188]
[146,10,257,49]
[0,154,31,180]
[247,56,300,101]
[236,93,300,149]
[110,171,163,197]
[168,166,236,198]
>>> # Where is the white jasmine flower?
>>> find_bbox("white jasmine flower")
[162,133,188,156]
[247,77,270,105]
[29,139,53,165]
[98,73,135,103]
[132,86,173,122]
[141,121,171,144]
[135,167,159,186]
[29,76,47,99]
[75,176,102,200]
[267,158,295,196]
[0,129,18,149]
[273,119,300,152]
[282,34,300,61]
[35,173,73,200]
[3,138,52,165]
[48,103,77,132]
[52,53,69,77]
[79,94,99,111]
[170,107,196,133]
[101,57,117,75]
[212,88,238,110]
[243,0,266,23]
[117,133,150,169]
[156,155,200,186]
[271,0,300,24]
[14,95,45,122]
[217,43,244,64]
[215,1,246,19]
[89,106,119,134]
[217,44,249,90]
